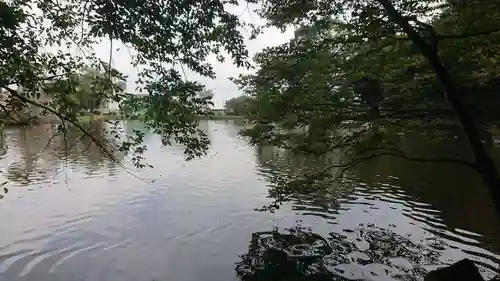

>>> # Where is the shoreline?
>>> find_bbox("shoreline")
[2,114,247,127]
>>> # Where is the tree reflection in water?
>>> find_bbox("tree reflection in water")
[0,130,7,157]
[235,225,448,281]
[249,141,500,280]
[2,120,126,186]
[236,226,333,281]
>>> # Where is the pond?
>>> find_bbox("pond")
[0,120,499,281]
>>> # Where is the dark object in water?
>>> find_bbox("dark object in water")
[424,259,484,281]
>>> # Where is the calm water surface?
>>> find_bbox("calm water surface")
[0,120,499,281]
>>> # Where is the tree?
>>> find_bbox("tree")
[233,0,500,216]
[0,0,249,181]
[49,66,126,114]
[224,95,254,116]
[197,89,215,111]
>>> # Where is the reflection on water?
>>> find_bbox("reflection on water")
[1,121,124,186]
[235,225,444,281]
[0,120,498,281]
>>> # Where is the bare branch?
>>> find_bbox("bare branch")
[80,134,95,154]
[303,147,477,183]
[43,128,61,152]
[61,120,69,185]
[64,133,87,153]
[0,104,21,123]
[108,35,113,88]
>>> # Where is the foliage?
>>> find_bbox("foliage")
[234,0,500,150]
[198,89,215,100]
[0,0,249,168]
[73,66,126,113]
[43,65,126,115]
[197,89,215,111]
[232,0,500,207]
[224,95,254,116]
[2,0,500,210]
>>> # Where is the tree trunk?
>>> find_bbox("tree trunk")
[378,0,500,218]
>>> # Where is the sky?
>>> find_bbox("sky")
[91,2,295,109]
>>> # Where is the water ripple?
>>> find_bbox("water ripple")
[0,249,35,273]
[48,242,109,274]
[1,123,500,281]
[282,180,500,278]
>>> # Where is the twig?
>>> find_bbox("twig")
[79,0,91,44]
[65,133,87,153]
[43,128,61,152]
[179,63,188,81]
[61,120,69,186]
[303,147,477,184]
[36,0,90,56]
[238,1,251,18]
[0,104,21,123]
[80,134,95,154]
[108,36,113,85]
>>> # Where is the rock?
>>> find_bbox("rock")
[424,259,484,281]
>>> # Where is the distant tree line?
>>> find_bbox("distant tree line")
[224,95,254,116]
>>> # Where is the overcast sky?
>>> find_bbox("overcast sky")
[91,3,294,109]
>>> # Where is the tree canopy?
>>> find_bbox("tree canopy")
[52,66,126,113]
[232,0,500,213]
[2,0,500,215]
[224,95,254,116]
[0,0,249,164]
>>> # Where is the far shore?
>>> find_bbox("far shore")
[3,113,247,127]
[97,113,247,121]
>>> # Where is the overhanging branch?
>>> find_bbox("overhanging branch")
[2,85,151,184]
[303,148,477,184]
